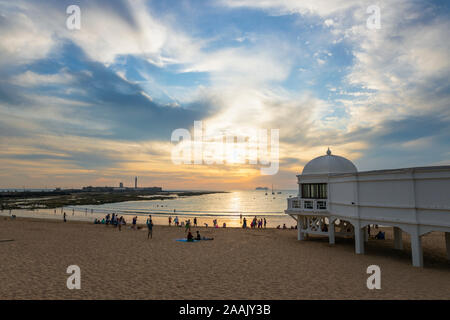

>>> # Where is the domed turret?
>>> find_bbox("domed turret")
[302,148,357,175]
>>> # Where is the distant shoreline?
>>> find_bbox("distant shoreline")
[0,190,227,211]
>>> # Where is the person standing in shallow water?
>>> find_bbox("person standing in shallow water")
[146,215,153,239]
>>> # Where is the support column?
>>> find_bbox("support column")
[329,220,335,245]
[445,232,450,260]
[355,227,365,254]
[394,227,403,250]
[297,216,304,241]
[410,230,423,267]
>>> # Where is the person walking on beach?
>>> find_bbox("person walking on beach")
[242,217,247,228]
[194,217,197,227]
[264,218,267,228]
[146,215,153,239]
[63,212,66,223]
[185,220,191,232]
[118,216,123,231]
[132,216,137,230]
[174,216,179,227]
[168,216,172,226]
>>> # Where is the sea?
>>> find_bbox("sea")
[1,190,299,228]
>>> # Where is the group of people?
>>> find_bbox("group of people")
[367,224,385,240]
[242,216,267,229]
[186,230,214,242]
[168,216,227,229]
[95,213,128,230]
[168,216,179,226]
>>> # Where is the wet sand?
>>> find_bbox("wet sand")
[0,217,449,299]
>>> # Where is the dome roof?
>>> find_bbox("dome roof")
[302,148,357,175]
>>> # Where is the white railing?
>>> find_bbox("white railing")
[287,197,328,212]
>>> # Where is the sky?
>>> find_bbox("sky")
[0,0,449,190]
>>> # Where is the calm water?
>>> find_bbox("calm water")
[3,190,298,228]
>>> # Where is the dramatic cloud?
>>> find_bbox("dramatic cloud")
[0,0,448,189]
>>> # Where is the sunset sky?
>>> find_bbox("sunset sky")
[0,0,449,190]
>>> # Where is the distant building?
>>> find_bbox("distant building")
[285,148,450,267]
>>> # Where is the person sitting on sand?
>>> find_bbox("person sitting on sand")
[196,231,201,240]
[187,231,194,242]
[101,218,105,224]
[283,224,287,229]
[375,231,385,240]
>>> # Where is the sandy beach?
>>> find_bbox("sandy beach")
[0,217,449,300]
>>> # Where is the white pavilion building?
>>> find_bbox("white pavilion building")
[285,148,450,267]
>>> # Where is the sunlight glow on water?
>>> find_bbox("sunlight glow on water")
[3,190,299,228]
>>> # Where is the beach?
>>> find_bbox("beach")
[0,217,449,300]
